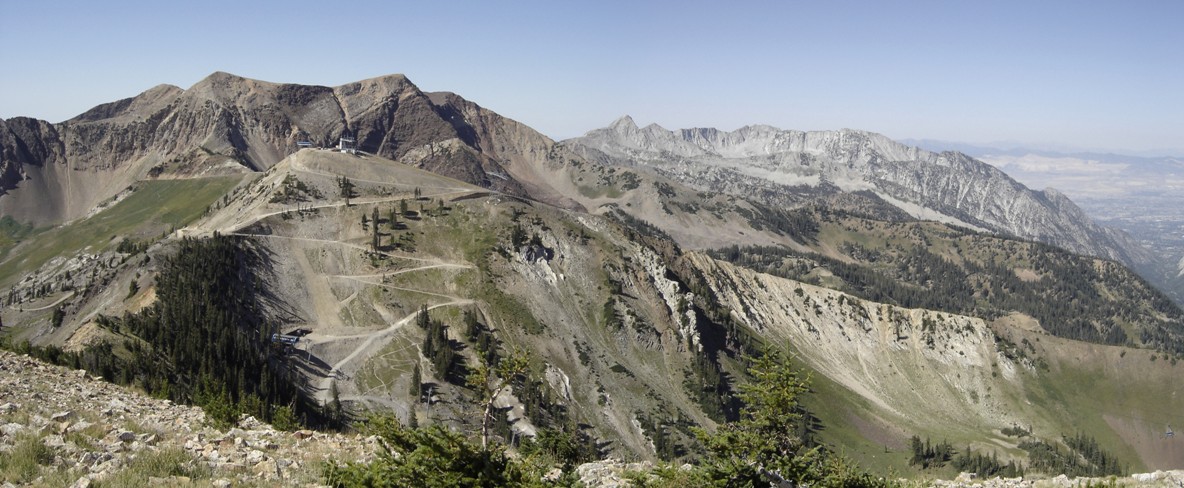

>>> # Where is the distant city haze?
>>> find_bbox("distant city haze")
[0,1,1181,155]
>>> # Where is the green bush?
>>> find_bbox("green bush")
[323,418,533,487]
[690,347,895,487]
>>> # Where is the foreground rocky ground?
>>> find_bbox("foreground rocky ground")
[0,349,378,487]
[2,348,1182,487]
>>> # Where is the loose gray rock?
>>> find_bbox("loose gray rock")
[1,422,25,436]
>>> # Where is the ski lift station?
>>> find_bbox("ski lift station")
[295,130,313,149]
[338,130,357,154]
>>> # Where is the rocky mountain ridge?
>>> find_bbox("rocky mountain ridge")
[564,116,1153,268]
[0,72,576,226]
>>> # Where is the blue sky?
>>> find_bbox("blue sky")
[1,1,1181,154]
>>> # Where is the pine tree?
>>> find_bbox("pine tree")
[340,176,353,206]
[409,362,422,401]
[467,350,530,450]
[510,224,527,249]
[371,207,380,251]
[329,380,343,423]
[694,347,892,486]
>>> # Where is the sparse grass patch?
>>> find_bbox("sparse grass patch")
[0,408,32,426]
[479,284,546,334]
[64,428,98,451]
[577,184,624,199]
[120,418,148,435]
[337,285,387,328]
[0,432,55,484]
[0,215,40,262]
[96,447,211,487]
[356,333,419,393]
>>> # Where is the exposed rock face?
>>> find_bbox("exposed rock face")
[687,252,1016,428]
[0,72,573,226]
[565,117,1153,267]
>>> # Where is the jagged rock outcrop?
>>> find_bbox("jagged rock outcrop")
[0,72,577,226]
[565,117,1153,268]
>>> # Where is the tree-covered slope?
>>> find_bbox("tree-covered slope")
[709,210,1184,355]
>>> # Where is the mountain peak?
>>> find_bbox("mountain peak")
[609,115,638,131]
[185,71,279,103]
[347,73,409,85]
[195,71,253,86]
[70,83,183,123]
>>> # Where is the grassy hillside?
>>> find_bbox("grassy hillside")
[0,176,244,286]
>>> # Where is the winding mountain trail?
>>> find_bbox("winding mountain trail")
[289,156,474,193]
[6,291,74,311]
[223,201,477,413]
[226,232,465,267]
[185,150,480,236]
[309,298,473,406]
[220,189,474,235]
[168,149,494,418]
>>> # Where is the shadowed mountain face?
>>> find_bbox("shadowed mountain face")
[564,116,1156,270]
[0,72,575,225]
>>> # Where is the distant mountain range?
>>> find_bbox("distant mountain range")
[564,117,1155,268]
[903,139,1184,294]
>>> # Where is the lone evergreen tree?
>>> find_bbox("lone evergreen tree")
[339,176,353,206]
[329,380,343,423]
[467,350,530,450]
[409,362,422,401]
[371,207,380,251]
[696,347,887,486]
